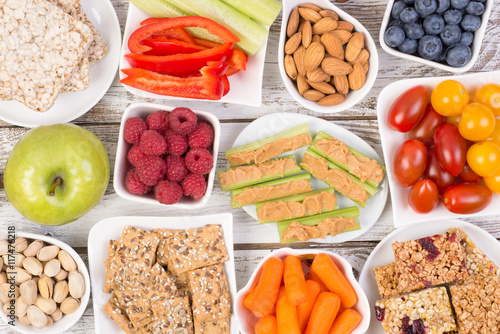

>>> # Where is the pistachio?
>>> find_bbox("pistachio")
[20,280,37,305]
[0,272,6,285]
[16,296,29,317]
[18,314,31,326]
[54,268,68,281]
[68,271,85,299]
[44,259,61,278]
[2,301,11,314]
[58,250,77,272]
[46,314,53,327]
[37,245,59,262]
[3,253,25,267]
[38,276,54,300]
[23,257,43,276]
[0,240,9,255]
[0,257,3,269]
[27,305,48,329]
[50,308,63,322]
[14,238,28,253]
[13,267,32,285]
[53,281,69,303]
[60,297,80,314]
[23,240,44,258]
[0,283,19,303]
[35,295,57,315]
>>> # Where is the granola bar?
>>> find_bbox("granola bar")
[373,262,399,299]
[375,287,457,334]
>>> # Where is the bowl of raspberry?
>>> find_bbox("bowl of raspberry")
[113,103,220,208]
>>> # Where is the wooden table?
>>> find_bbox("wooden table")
[1,0,499,332]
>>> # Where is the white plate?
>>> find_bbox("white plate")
[358,219,500,334]
[119,3,267,107]
[377,70,500,228]
[231,112,389,243]
[88,214,237,334]
[0,0,121,127]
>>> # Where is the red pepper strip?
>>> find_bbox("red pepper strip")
[140,17,167,26]
[125,42,234,75]
[129,16,239,53]
[193,38,221,48]
[120,61,228,100]
[226,67,240,76]
[194,38,248,71]
[142,38,206,56]
[221,75,229,96]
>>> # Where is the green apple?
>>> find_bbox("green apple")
[4,124,110,226]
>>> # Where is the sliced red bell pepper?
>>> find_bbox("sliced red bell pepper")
[129,16,239,54]
[140,17,167,26]
[221,75,230,96]
[194,38,248,71]
[120,61,228,100]
[225,67,240,76]
[143,38,206,56]
[125,42,234,75]
[140,19,197,44]
[193,38,221,48]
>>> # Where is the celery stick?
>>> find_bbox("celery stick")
[166,0,268,55]
[129,0,188,17]
[230,173,312,208]
[219,0,282,27]
[217,156,301,191]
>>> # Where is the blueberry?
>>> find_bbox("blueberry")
[460,31,474,45]
[389,19,406,27]
[475,0,485,3]
[424,14,445,34]
[446,43,472,66]
[392,1,408,19]
[440,24,462,45]
[461,14,481,31]
[418,35,443,59]
[437,45,451,61]
[451,0,469,9]
[436,0,450,12]
[398,38,418,54]
[415,0,438,17]
[404,22,425,39]
[400,7,420,23]
[444,9,463,24]
[402,0,416,4]
[465,1,484,15]
[385,26,406,47]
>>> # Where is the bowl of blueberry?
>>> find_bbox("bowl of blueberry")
[380,0,492,72]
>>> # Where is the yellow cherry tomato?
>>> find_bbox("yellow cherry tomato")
[458,103,496,141]
[431,80,469,117]
[446,114,462,127]
[484,170,500,193]
[473,83,500,117]
[486,120,500,146]
[467,141,500,177]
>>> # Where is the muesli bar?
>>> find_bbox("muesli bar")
[373,263,399,299]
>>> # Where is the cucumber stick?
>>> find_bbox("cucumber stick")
[219,0,282,26]
[165,0,268,55]
[129,0,188,18]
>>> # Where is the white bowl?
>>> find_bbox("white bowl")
[0,232,90,334]
[278,0,379,113]
[113,103,220,209]
[235,248,370,334]
[379,0,493,73]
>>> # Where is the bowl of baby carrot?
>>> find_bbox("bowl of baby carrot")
[235,248,370,334]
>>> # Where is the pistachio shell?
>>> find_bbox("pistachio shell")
[38,276,53,300]
[14,238,28,253]
[13,267,32,285]
[50,308,63,322]
[68,271,85,299]
[3,253,25,267]
[20,280,37,305]
[0,273,6,285]
[36,245,59,262]
[18,314,31,326]
[23,257,43,276]
[44,259,61,278]
[58,250,77,272]
[27,305,48,329]
[15,296,29,317]
[0,283,19,304]
[0,240,9,255]
[53,281,69,303]
[60,297,80,314]
[45,314,53,327]
[35,296,57,315]
[54,269,68,282]
[23,240,44,258]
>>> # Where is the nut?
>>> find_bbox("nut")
[304,42,325,71]
[293,46,307,76]
[68,271,85,299]
[298,7,322,23]
[306,68,330,83]
[337,20,354,32]
[44,259,61,278]
[300,3,322,11]
[3,253,25,267]
[60,297,80,314]
[54,268,68,282]
[0,283,19,303]
[27,305,48,329]
[284,54,298,80]
[312,34,321,43]
[302,20,312,48]
[51,308,63,322]
[37,245,59,262]
[35,295,57,315]
[362,61,369,74]
[303,89,325,101]
[20,280,37,305]
[297,75,310,95]
[46,314,53,327]
[13,267,32,285]
[23,257,43,276]
[349,48,370,65]
[307,80,336,94]
[23,240,44,258]
[38,275,54,300]
[58,250,77,272]
[333,75,350,95]
[345,32,364,62]
[331,30,352,45]
[319,9,339,20]
[16,296,29,317]
[0,273,6,285]
[285,32,302,55]
[0,240,9,255]
[14,238,28,253]
[53,281,69,303]
[287,7,300,37]
[318,93,347,106]
[18,314,31,326]
[321,32,344,60]
[322,57,353,76]
[348,63,366,90]
[312,17,338,35]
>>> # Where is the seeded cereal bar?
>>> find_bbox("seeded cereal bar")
[373,262,399,299]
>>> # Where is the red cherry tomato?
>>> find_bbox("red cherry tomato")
[393,140,428,187]
[408,104,446,147]
[424,148,456,193]
[458,164,483,183]
[388,85,428,132]
[408,179,439,213]
[442,183,493,214]
[433,124,467,177]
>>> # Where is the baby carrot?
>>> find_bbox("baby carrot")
[304,292,341,334]
[255,315,278,334]
[310,253,357,308]
[251,256,284,318]
[243,286,256,310]
[276,286,301,334]
[297,280,321,333]
[328,309,362,334]
[306,266,330,292]
[284,255,307,305]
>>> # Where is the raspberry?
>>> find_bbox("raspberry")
[140,130,167,155]
[185,148,213,175]
[170,107,197,135]
[155,180,183,205]
[182,173,207,200]
[164,129,188,156]
[146,111,170,132]
[136,155,167,186]
[166,155,189,183]
[188,122,214,149]
[127,144,146,167]
[123,117,147,144]
[126,168,152,195]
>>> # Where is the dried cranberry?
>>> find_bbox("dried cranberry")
[449,232,457,242]
[418,237,440,261]
[402,317,426,334]
[422,278,432,287]
[375,306,385,321]
[401,296,406,301]
[402,317,411,332]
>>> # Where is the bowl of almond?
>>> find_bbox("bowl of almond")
[0,232,90,334]
[278,0,379,113]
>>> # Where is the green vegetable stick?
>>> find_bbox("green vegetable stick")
[219,0,282,27]
[129,0,188,18]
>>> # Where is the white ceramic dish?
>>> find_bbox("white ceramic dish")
[235,247,370,334]
[119,3,268,107]
[88,214,237,334]
[113,102,220,209]
[278,0,379,114]
[379,0,493,73]
[0,232,90,334]
[358,219,500,334]
[230,112,388,243]
[377,70,500,228]
[0,0,121,127]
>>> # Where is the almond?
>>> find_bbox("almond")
[319,9,339,20]
[302,20,312,48]
[298,7,322,23]
[348,63,366,90]
[285,32,302,55]
[349,48,370,65]
[298,20,305,33]
[287,7,300,37]
[319,94,347,106]
[307,68,330,83]
[304,42,324,71]
[322,57,353,76]
[300,3,322,12]
[362,61,370,74]
[333,75,349,95]
[307,80,336,94]
[284,54,298,80]
[321,32,344,60]
[337,20,355,32]
[345,32,364,62]
[312,17,338,35]
[293,46,307,76]
[297,75,310,95]
[331,30,352,44]
[312,34,321,43]
[303,89,325,101]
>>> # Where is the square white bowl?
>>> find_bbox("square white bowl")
[113,102,220,209]
[379,0,493,73]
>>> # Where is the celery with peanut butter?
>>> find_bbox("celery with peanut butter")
[255,188,338,223]
[225,123,312,166]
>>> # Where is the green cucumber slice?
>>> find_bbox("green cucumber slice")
[219,0,282,27]
[129,0,188,17]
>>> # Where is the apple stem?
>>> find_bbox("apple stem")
[49,178,62,197]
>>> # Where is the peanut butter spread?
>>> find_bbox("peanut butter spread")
[314,138,384,184]
[227,133,312,166]
[301,154,369,205]
[281,217,357,242]
[257,191,337,222]
[219,158,298,187]
[233,179,312,206]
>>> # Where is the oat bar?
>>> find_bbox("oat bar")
[392,231,468,292]
[375,287,457,334]
[194,318,230,334]
[373,263,399,299]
